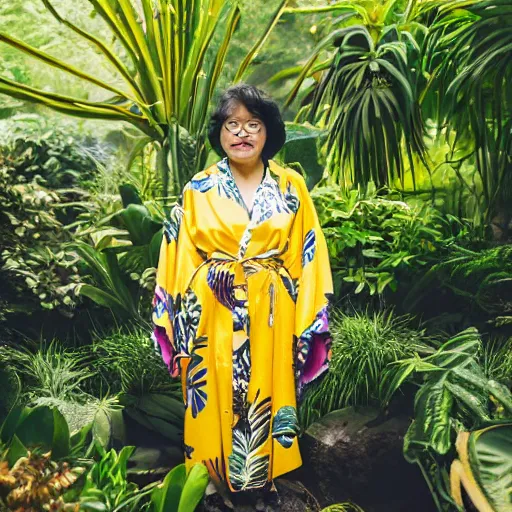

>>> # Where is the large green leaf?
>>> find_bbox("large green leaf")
[178,463,209,512]
[152,463,187,512]
[72,241,139,319]
[451,424,512,512]
[6,435,28,467]
[469,424,512,511]
[3,406,71,459]
[406,378,453,461]
[15,406,55,451]
[115,204,162,246]
[121,392,184,445]
[0,405,28,444]
[51,408,71,458]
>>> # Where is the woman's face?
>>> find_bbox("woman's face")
[219,101,267,166]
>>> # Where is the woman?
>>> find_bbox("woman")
[151,83,333,503]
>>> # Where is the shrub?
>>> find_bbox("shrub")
[311,184,471,303]
[0,116,111,343]
[299,309,429,428]
[404,244,512,331]
[87,326,174,397]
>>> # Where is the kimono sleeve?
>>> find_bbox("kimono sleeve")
[292,174,334,398]
[151,187,203,378]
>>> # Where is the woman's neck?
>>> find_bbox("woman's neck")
[229,158,264,180]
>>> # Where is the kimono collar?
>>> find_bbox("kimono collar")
[217,157,270,185]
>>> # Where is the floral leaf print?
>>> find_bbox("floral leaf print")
[233,301,249,333]
[284,180,300,214]
[163,204,184,243]
[205,457,227,485]
[152,285,173,321]
[302,229,316,267]
[236,166,299,258]
[184,443,194,460]
[173,289,202,356]
[151,325,176,375]
[228,390,272,491]
[229,434,269,491]
[152,286,177,375]
[279,271,299,303]
[187,174,216,193]
[296,306,331,397]
[272,406,300,448]
[186,336,208,418]
[233,339,251,417]
[186,366,207,418]
[247,392,272,451]
[189,161,241,205]
[207,261,235,310]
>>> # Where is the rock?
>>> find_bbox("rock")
[198,478,320,512]
[277,479,321,512]
[295,406,435,512]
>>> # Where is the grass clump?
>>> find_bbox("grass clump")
[88,325,175,397]
[299,309,428,428]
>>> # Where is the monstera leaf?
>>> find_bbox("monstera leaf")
[451,424,512,512]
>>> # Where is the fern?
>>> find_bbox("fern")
[405,244,512,324]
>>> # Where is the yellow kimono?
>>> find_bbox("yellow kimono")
[151,157,333,492]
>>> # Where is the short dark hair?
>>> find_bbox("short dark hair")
[208,83,286,160]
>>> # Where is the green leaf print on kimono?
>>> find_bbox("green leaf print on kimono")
[174,289,208,417]
[173,288,202,358]
[228,390,272,491]
[186,336,208,418]
[272,406,300,448]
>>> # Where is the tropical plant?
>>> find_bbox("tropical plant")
[450,424,512,512]
[299,309,428,428]
[0,341,126,437]
[276,122,327,189]
[0,158,84,316]
[0,120,110,343]
[0,114,106,189]
[0,0,288,203]
[150,462,209,512]
[88,326,175,396]
[404,244,512,329]
[310,183,470,299]
[0,450,83,511]
[69,183,163,323]
[424,0,512,235]
[279,0,512,236]
[380,327,512,511]
[70,240,142,322]
[481,337,512,386]
[79,444,152,512]
[84,326,185,447]
[279,0,430,188]
[0,341,94,403]
[0,404,93,466]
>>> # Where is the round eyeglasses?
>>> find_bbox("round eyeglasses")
[224,119,263,135]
